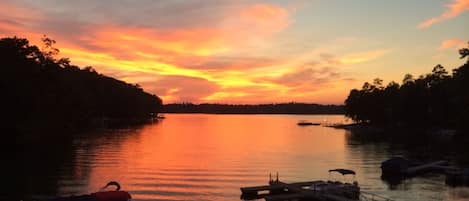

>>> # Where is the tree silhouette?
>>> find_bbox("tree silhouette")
[0,36,162,140]
[41,35,59,60]
[344,42,469,134]
[459,42,469,60]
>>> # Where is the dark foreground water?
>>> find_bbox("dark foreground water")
[3,114,469,201]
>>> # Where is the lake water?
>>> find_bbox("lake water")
[4,114,469,201]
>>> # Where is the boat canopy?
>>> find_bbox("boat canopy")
[329,169,356,175]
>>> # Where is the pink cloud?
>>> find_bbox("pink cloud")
[240,4,289,32]
[440,39,467,49]
[418,0,469,28]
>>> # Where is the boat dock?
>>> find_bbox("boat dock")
[241,171,397,201]
[403,160,448,175]
[381,157,469,187]
[381,157,451,176]
[241,175,360,201]
[446,168,469,186]
[241,180,359,201]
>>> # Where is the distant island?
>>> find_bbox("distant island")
[344,42,469,134]
[0,36,162,141]
[162,103,344,114]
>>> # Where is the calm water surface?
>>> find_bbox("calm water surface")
[5,114,469,201]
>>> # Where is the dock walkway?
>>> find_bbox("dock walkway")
[241,180,360,201]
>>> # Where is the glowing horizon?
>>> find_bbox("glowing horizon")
[1,0,467,104]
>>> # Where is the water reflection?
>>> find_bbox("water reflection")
[4,114,469,201]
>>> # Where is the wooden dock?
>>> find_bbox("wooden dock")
[382,158,469,188]
[381,157,451,176]
[241,180,360,201]
[404,160,448,175]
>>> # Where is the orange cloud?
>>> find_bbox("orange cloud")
[0,20,22,33]
[0,1,368,104]
[76,26,229,58]
[0,2,38,37]
[440,39,467,49]
[418,0,469,28]
[54,5,290,63]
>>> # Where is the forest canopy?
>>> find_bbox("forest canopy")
[0,36,162,139]
[344,42,469,132]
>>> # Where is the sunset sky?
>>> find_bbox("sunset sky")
[1,0,468,104]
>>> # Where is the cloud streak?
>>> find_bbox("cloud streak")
[338,49,392,64]
[418,0,469,28]
[440,39,467,49]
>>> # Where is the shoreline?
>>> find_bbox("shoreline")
[161,112,345,115]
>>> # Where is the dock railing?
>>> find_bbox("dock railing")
[360,191,395,201]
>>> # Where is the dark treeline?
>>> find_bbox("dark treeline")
[162,103,344,114]
[345,43,469,133]
[0,36,162,141]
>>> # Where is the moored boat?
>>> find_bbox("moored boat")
[297,120,320,126]
[46,181,131,201]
